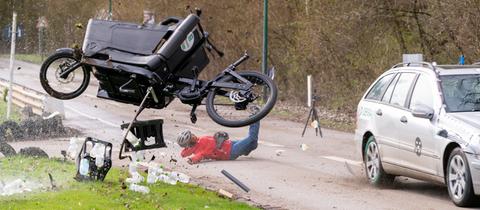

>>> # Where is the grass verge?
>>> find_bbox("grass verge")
[0,54,43,65]
[0,157,257,210]
[0,100,21,123]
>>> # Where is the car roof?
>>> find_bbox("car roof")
[385,63,480,77]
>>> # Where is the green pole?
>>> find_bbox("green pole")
[109,0,112,20]
[262,0,268,101]
[262,0,268,76]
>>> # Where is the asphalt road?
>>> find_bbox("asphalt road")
[0,59,472,210]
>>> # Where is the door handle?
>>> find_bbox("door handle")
[376,109,383,116]
[400,116,408,123]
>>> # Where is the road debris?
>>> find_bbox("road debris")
[300,143,309,151]
[218,189,234,199]
[275,149,285,156]
[221,170,250,192]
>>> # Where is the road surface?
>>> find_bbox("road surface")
[0,58,472,210]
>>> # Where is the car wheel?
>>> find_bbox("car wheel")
[446,148,476,207]
[364,136,394,186]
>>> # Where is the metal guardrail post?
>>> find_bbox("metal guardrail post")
[7,12,17,119]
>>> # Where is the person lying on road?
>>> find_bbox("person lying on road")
[177,120,260,164]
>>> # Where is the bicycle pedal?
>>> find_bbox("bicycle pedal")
[190,113,197,124]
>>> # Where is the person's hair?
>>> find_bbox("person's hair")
[177,130,193,147]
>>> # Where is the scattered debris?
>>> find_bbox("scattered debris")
[300,143,309,151]
[75,138,112,181]
[218,189,234,199]
[60,150,67,161]
[0,179,42,196]
[221,170,250,192]
[42,111,60,120]
[18,147,49,158]
[67,137,85,159]
[48,173,57,190]
[146,163,190,185]
[129,183,150,194]
[126,162,144,184]
[275,149,285,156]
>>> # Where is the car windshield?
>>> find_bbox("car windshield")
[441,74,480,112]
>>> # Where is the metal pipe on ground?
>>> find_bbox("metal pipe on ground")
[221,169,250,192]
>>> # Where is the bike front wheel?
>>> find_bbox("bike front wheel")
[206,71,277,127]
[39,50,90,100]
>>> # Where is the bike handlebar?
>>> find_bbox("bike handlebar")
[231,52,249,68]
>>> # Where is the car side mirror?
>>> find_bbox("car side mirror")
[412,104,434,120]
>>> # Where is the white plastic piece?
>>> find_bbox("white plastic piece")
[126,162,144,184]
[129,183,150,194]
[79,158,90,175]
[67,137,85,159]
[300,143,309,151]
[125,131,140,146]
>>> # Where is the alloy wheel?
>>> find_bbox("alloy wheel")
[448,155,467,200]
[366,142,380,180]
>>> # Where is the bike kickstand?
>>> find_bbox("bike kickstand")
[119,87,152,160]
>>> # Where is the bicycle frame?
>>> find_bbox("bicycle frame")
[175,52,254,101]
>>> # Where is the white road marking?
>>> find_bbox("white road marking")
[82,93,121,107]
[321,156,363,167]
[65,105,118,127]
[258,141,285,148]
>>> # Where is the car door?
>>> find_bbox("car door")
[377,72,417,167]
[401,74,440,175]
[361,73,397,154]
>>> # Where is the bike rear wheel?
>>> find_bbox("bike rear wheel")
[206,71,277,127]
[40,50,90,100]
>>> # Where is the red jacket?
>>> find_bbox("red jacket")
[180,136,232,163]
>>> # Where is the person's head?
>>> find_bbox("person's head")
[176,130,197,148]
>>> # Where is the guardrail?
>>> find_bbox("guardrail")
[0,78,64,117]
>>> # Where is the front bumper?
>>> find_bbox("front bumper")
[465,153,480,195]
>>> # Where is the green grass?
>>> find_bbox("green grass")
[0,54,44,65]
[0,157,257,210]
[0,100,21,123]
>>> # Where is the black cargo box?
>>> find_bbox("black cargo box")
[82,19,173,56]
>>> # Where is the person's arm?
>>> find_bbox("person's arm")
[181,146,196,157]
[189,152,205,164]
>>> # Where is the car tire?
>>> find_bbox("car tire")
[364,136,394,186]
[446,148,476,207]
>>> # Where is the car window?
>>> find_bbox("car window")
[441,74,480,112]
[365,74,395,101]
[382,73,400,103]
[409,74,433,109]
[390,73,416,107]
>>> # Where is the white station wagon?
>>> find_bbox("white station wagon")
[355,62,480,207]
